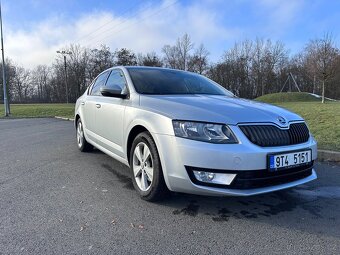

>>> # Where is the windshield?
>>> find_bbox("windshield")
[127,67,233,96]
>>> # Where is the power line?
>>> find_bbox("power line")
[85,0,178,48]
[79,1,168,46]
[75,2,150,45]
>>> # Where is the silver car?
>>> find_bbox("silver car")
[75,66,317,201]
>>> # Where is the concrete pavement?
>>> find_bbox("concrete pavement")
[0,118,339,254]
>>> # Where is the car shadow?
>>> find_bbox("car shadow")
[162,188,322,220]
[155,164,340,238]
[98,153,340,239]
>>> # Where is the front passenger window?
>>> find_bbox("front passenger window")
[106,70,128,94]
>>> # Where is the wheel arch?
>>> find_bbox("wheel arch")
[125,122,173,192]
[75,114,80,128]
[126,125,149,165]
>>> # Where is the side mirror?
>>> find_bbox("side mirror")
[100,86,127,99]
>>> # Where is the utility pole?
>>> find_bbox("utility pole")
[56,50,72,103]
[0,1,9,116]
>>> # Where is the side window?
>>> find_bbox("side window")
[87,80,95,95]
[90,71,110,96]
[106,70,128,94]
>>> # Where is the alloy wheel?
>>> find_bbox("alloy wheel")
[132,142,154,191]
[77,121,84,148]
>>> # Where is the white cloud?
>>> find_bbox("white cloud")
[5,0,237,68]
[257,0,305,34]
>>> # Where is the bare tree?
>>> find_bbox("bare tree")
[162,44,181,69]
[67,44,89,100]
[208,38,289,98]
[252,39,288,96]
[0,58,15,103]
[32,65,51,102]
[88,45,114,80]
[222,39,254,97]
[176,33,194,70]
[288,53,318,93]
[163,33,194,70]
[12,65,31,102]
[304,33,339,103]
[207,62,231,91]
[188,43,209,74]
[114,48,137,66]
[137,52,163,67]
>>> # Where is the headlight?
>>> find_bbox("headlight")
[172,120,238,144]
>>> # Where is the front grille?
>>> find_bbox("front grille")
[239,122,310,147]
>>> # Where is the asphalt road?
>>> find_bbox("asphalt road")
[0,118,339,255]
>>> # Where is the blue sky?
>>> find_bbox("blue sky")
[2,0,340,67]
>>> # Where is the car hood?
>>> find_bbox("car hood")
[139,94,303,126]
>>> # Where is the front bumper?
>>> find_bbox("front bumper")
[152,125,318,196]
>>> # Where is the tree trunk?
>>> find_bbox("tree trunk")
[322,79,325,103]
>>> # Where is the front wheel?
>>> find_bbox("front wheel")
[130,132,169,201]
[76,118,93,152]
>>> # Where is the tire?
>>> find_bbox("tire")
[130,131,169,201]
[76,118,93,152]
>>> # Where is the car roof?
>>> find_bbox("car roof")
[96,66,198,80]
[124,66,198,75]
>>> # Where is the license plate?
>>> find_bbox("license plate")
[268,149,312,171]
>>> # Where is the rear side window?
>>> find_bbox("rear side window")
[90,71,110,96]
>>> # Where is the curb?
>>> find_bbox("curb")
[55,116,75,121]
[318,150,340,162]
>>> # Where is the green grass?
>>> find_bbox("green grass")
[276,102,340,151]
[256,95,340,151]
[256,92,331,103]
[0,104,75,119]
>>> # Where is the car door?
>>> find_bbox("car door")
[93,69,128,158]
[82,71,110,137]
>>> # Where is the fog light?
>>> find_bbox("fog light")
[193,170,236,185]
[194,171,215,182]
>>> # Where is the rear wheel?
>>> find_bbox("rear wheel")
[76,118,93,152]
[130,132,169,201]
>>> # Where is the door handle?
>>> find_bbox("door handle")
[96,104,101,108]
[81,101,85,105]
